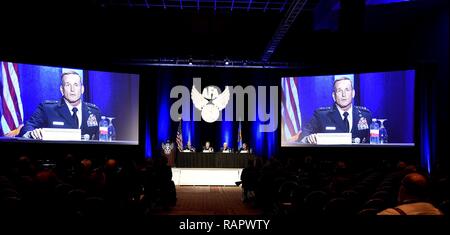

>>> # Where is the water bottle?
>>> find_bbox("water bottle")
[99,116,109,141]
[370,118,380,144]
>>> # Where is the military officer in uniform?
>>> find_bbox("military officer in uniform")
[19,71,101,140]
[203,141,214,152]
[220,142,233,153]
[183,140,196,152]
[300,76,372,144]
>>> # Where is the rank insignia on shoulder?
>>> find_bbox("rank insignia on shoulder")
[356,106,371,112]
[85,102,99,109]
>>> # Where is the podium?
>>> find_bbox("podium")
[161,142,175,167]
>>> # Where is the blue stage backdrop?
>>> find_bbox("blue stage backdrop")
[147,67,279,158]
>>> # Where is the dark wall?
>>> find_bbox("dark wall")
[0,1,447,170]
[411,2,449,170]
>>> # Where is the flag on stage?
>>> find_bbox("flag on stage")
[281,77,302,142]
[237,121,243,149]
[176,118,183,152]
[1,62,24,136]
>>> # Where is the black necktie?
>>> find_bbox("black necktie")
[72,107,79,128]
[343,111,349,133]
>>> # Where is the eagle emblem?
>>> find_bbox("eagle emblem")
[161,142,174,155]
[191,85,230,123]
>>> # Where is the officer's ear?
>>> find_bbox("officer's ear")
[352,89,355,99]
[332,92,336,102]
[81,85,85,95]
[60,85,64,96]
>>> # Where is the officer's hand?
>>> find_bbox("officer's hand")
[306,134,317,144]
[30,128,43,140]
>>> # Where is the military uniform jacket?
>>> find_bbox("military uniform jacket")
[19,98,101,140]
[300,104,372,143]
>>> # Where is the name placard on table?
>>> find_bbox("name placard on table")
[316,133,352,145]
[41,128,81,141]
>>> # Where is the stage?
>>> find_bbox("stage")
[175,152,254,168]
[172,168,243,186]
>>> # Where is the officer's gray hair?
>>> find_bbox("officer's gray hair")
[333,77,353,92]
[60,71,83,87]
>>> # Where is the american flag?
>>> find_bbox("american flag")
[237,120,243,149]
[281,77,302,142]
[1,62,23,136]
[176,119,183,152]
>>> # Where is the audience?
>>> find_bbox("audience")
[0,153,177,218]
[1,152,448,218]
[236,156,447,216]
[377,173,443,215]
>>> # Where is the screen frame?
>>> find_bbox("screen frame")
[278,65,421,161]
[0,58,142,147]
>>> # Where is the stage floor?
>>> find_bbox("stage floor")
[172,168,243,186]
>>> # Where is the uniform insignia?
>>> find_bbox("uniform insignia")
[52,121,64,126]
[44,100,58,104]
[87,114,98,127]
[356,106,370,112]
[357,117,369,130]
[85,102,99,110]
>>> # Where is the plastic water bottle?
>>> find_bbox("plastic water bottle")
[370,118,380,144]
[99,116,109,141]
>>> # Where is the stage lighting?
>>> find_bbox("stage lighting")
[188,58,193,65]
[224,58,230,65]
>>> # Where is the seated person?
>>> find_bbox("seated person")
[19,71,101,140]
[239,143,250,153]
[377,173,443,215]
[220,142,233,153]
[202,141,214,152]
[299,77,371,144]
[183,140,196,152]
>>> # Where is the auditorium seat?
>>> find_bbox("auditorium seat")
[275,180,299,215]
[362,198,387,211]
[438,200,449,215]
[358,208,379,216]
[303,190,328,216]
[323,197,351,215]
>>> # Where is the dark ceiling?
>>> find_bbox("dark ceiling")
[0,0,447,68]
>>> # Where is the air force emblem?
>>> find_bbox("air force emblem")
[191,85,230,123]
[87,114,98,127]
[357,117,369,130]
[162,142,174,155]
